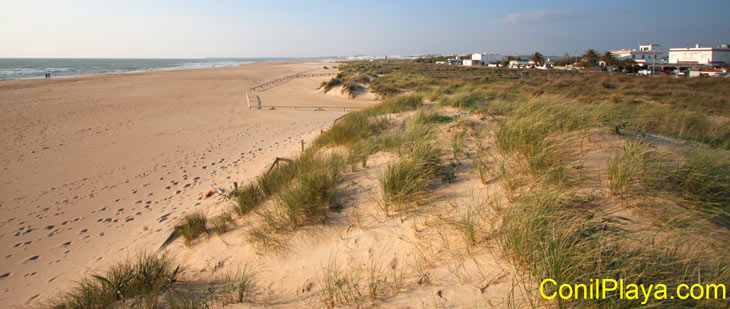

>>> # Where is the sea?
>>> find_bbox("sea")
[0,58,307,81]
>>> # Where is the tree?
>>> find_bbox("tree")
[601,51,618,68]
[501,55,517,67]
[621,58,639,73]
[582,49,600,66]
[530,52,545,67]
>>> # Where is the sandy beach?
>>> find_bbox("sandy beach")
[0,61,374,306]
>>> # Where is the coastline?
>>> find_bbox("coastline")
[0,59,330,83]
[0,61,372,306]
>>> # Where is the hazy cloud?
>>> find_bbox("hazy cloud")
[493,10,587,24]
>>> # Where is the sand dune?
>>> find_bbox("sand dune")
[0,62,375,306]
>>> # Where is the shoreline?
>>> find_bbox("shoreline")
[0,58,334,83]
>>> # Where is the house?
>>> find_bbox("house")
[472,53,503,65]
[508,60,530,69]
[446,56,462,65]
[463,53,503,66]
[610,44,664,65]
[669,44,730,66]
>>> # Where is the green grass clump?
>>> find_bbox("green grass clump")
[346,140,372,171]
[379,158,432,207]
[379,137,440,210]
[175,212,207,246]
[229,182,262,217]
[212,212,233,235]
[495,99,591,183]
[256,156,299,197]
[318,259,363,308]
[275,153,345,228]
[498,189,727,308]
[55,254,180,308]
[320,75,342,93]
[439,91,482,110]
[222,266,259,303]
[608,141,648,199]
[667,148,730,223]
[411,108,452,125]
[314,112,387,147]
[367,93,424,116]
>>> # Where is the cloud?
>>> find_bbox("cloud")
[493,10,587,24]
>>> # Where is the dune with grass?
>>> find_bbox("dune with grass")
[14,61,730,308]
[0,61,377,307]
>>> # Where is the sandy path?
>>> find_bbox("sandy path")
[0,62,373,306]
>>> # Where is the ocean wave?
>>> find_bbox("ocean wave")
[0,58,290,81]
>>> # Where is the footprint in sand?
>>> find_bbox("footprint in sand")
[25,255,40,263]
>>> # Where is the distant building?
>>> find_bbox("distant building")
[668,44,730,66]
[446,56,462,65]
[463,53,503,66]
[508,60,530,69]
[610,44,664,65]
[688,68,728,77]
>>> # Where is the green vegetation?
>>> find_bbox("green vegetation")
[274,153,344,228]
[175,212,207,246]
[55,61,730,308]
[378,121,441,212]
[212,212,233,235]
[608,141,649,199]
[222,265,259,303]
[54,254,180,308]
[326,61,730,307]
[229,182,262,217]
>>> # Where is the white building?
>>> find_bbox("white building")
[464,53,503,66]
[668,44,730,66]
[446,56,462,65]
[508,60,530,69]
[610,44,664,65]
[472,53,503,65]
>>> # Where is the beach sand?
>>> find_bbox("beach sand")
[0,61,374,306]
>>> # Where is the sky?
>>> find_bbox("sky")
[1,0,729,58]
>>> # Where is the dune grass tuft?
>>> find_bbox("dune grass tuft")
[55,253,180,308]
[275,153,344,228]
[175,212,207,246]
[212,212,233,235]
[229,182,262,217]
